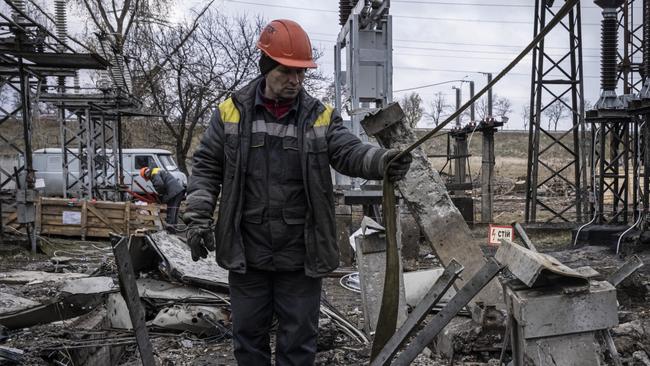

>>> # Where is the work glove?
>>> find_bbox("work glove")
[182,211,216,261]
[381,149,413,182]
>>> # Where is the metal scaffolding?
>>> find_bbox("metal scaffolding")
[525,0,587,227]
[0,0,109,247]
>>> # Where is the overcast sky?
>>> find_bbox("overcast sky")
[4,0,637,130]
[167,0,633,130]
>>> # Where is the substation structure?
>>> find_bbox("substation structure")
[575,0,650,250]
[0,0,148,248]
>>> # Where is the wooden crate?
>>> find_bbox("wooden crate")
[0,197,166,239]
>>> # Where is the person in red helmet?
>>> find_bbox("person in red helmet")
[140,167,185,232]
[183,19,411,365]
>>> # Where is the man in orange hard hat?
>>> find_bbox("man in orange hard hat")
[183,19,411,365]
[140,167,185,232]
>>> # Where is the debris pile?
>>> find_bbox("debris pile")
[0,232,369,365]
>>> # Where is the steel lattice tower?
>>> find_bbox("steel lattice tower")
[525,0,587,226]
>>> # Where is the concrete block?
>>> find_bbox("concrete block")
[507,280,618,339]
[521,332,605,366]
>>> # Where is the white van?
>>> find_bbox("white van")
[33,148,187,197]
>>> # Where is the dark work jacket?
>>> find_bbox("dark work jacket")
[186,76,387,277]
[151,170,185,203]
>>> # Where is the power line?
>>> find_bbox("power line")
[390,0,601,8]
[223,0,602,26]
[312,38,602,59]
[394,78,468,92]
[310,32,602,51]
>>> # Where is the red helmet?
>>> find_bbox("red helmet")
[139,167,149,179]
[257,19,317,69]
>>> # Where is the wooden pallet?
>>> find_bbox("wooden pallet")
[2,197,165,240]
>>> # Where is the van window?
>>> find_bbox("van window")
[158,154,178,171]
[134,155,158,169]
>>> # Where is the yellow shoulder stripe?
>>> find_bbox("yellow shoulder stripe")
[314,104,334,127]
[219,97,240,124]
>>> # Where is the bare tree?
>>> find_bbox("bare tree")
[399,92,424,128]
[475,97,489,120]
[521,105,530,131]
[425,92,449,126]
[494,96,513,119]
[544,98,569,131]
[129,11,264,173]
[73,0,173,55]
[473,93,512,121]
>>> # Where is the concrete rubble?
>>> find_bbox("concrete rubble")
[0,218,649,365]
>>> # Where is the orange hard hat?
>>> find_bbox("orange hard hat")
[139,167,149,179]
[257,19,317,69]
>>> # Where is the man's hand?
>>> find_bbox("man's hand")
[382,149,413,182]
[182,212,215,261]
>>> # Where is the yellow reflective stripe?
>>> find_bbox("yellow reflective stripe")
[151,168,161,175]
[219,97,240,124]
[313,104,334,127]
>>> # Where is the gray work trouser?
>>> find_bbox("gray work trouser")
[228,269,321,366]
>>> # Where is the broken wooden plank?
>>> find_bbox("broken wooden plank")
[111,234,156,366]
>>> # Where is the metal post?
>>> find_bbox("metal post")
[453,86,462,127]
[469,81,475,121]
[486,73,493,118]
[481,126,495,222]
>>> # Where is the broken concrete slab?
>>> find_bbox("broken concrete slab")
[0,293,40,314]
[362,103,502,306]
[146,231,228,289]
[0,345,24,364]
[107,293,133,330]
[0,292,105,329]
[496,239,591,287]
[151,304,229,336]
[520,332,606,366]
[60,277,117,295]
[403,268,456,309]
[137,278,225,302]
[0,276,116,329]
[0,270,88,285]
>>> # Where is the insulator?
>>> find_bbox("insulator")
[340,1,362,26]
[600,10,618,91]
[73,71,80,94]
[11,0,27,22]
[54,0,68,48]
[339,0,352,25]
